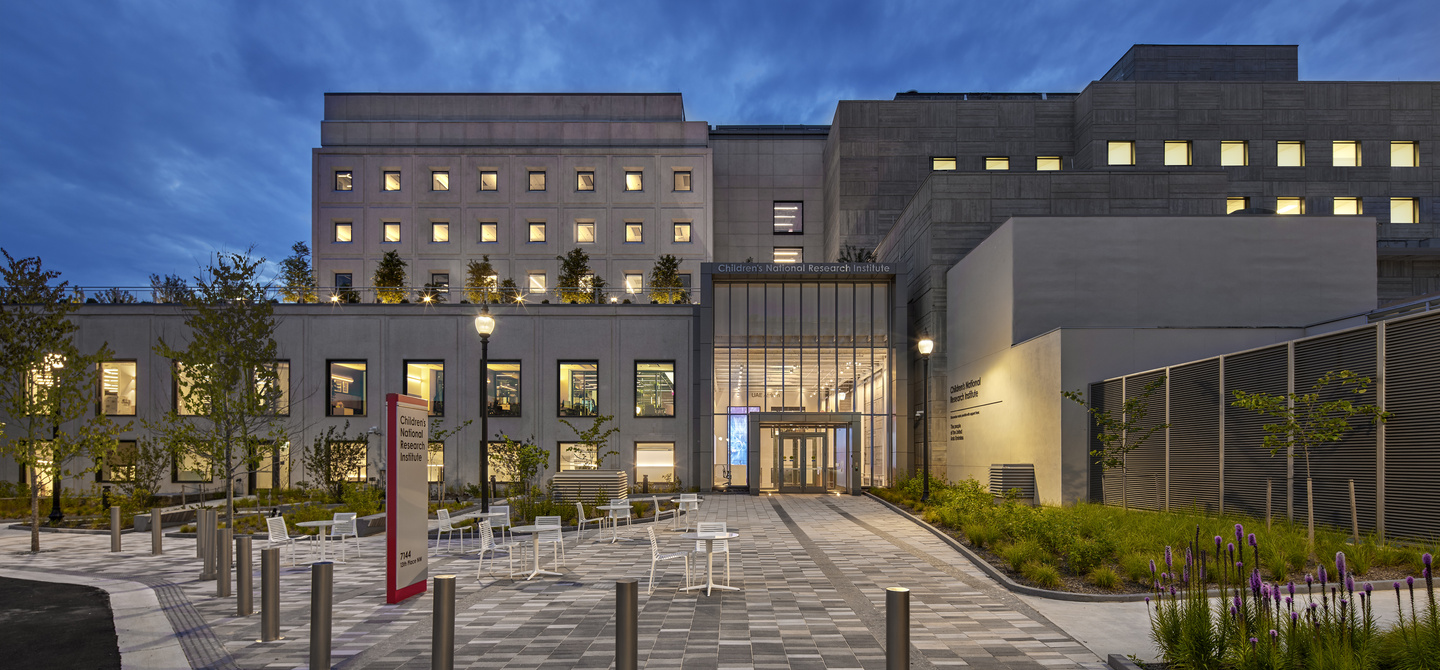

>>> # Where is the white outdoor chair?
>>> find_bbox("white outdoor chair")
[329,512,360,561]
[676,493,700,532]
[535,515,565,569]
[265,516,308,565]
[491,505,514,543]
[574,502,605,544]
[607,498,633,533]
[650,496,676,524]
[475,520,519,579]
[436,509,474,555]
[693,521,731,586]
[646,525,690,594]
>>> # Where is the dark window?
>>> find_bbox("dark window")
[485,361,521,417]
[773,202,802,234]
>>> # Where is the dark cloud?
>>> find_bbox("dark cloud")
[1,0,1435,286]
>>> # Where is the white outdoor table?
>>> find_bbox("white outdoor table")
[509,524,563,580]
[295,520,335,561]
[670,497,702,531]
[680,531,739,596]
[596,504,632,543]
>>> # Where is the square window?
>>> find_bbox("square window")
[333,222,353,242]
[404,361,445,416]
[334,273,352,288]
[931,157,956,171]
[984,157,1009,170]
[328,360,366,416]
[480,222,498,243]
[383,171,401,191]
[529,222,546,242]
[1036,156,1062,171]
[576,222,595,243]
[431,171,450,191]
[100,440,138,483]
[674,170,692,191]
[1276,197,1305,215]
[383,222,401,242]
[773,247,802,264]
[673,222,691,243]
[576,171,594,191]
[558,361,599,417]
[1164,141,1192,166]
[528,273,546,294]
[335,171,353,191]
[635,442,675,482]
[773,202,802,234]
[1277,141,1305,167]
[99,361,137,416]
[431,222,449,243]
[1221,141,1249,166]
[634,362,675,417]
[528,171,546,191]
[1334,197,1362,216]
[1107,141,1135,166]
[625,223,643,243]
[624,171,643,191]
[1227,197,1249,214]
[485,361,521,417]
[624,273,643,294]
[430,273,449,287]
[479,170,498,191]
[1391,197,1418,224]
[1392,141,1418,167]
[1333,141,1361,167]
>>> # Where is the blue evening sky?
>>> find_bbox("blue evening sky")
[2,1,1436,287]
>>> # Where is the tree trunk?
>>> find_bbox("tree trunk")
[1306,478,1316,556]
[1121,472,1128,512]
[29,462,39,553]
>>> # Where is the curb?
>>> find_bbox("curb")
[1108,653,1145,670]
[7,523,137,535]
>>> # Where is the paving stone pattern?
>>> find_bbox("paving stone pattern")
[0,496,1104,669]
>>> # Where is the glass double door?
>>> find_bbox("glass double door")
[777,433,828,493]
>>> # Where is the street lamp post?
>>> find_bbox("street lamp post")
[917,337,935,503]
[474,306,496,514]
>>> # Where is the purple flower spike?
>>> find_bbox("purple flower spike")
[1425,553,1433,569]
[1228,542,1235,555]
[1150,559,1156,575]
[1249,533,1258,548]
[1364,583,1373,595]
[1169,585,1176,597]
[1262,584,1271,598]
[1395,582,1402,594]
[1234,595,1242,609]
[1285,596,1292,606]
[1235,523,1244,541]
[1291,612,1299,622]
[1231,605,1238,616]
[1270,629,1278,639]
[1408,576,1416,587]
[1215,535,1223,549]
[1250,637,1258,647]
[1165,546,1173,570]
[1310,602,1318,610]
[1145,596,1151,604]
[1336,551,1348,578]
[1319,566,1328,585]
[1346,575,1355,593]
[1306,575,1314,586]
[1288,582,1296,597]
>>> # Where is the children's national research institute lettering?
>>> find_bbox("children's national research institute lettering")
[386,393,430,603]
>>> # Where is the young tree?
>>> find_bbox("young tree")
[489,433,549,499]
[427,418,472,502]
[150,250,286,529]
[498,277,520,303]
[465,256,499,303]
[278,242,318,303]
[837,244,878,262]
[1062,374,1169,511]
[111,436,176,506]
[1231,369,1390,553]
[647,254,688,304]
[373,250,408,304]
[559,414,621,470]
[149,273,190,304]
[300,422,370,504]
[96,287,136,304]
[556,248,593,304]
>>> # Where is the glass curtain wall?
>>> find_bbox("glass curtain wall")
[712,281,892,489]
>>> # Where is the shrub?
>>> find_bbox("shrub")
[1001,539,1051,572]
[965,522,1003,550]
[1088,566,1120,590]
[1021,561,1062,589]
[1120,553,1153,585]
[1068,537,1108,575]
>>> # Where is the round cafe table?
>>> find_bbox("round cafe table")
[596,504,632,543]
[295,520,336,561]
[680,531,739,596]
[508,525,563,580]
[670,497,702,531]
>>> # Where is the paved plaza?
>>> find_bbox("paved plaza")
[0,495,1122,669]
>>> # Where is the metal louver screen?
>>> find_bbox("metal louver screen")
[1167,359,1221,513]
[1122,371,1167,511]
[1223,346,1290,518]
[1383,312,1440,539]
[1293,329,1379,534]
[1093,380,1121,504]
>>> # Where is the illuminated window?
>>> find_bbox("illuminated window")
[383,223,400,243]
[559,361,599,417]
[624,273,643,294]
[1227,197,1249,214]
[1392,141,1418,167]
[931,157,956,171]
[624,171,643,191]
[255,361,290,416]
[1333,197,1362,216]
[427,442,443,483]
[528,273,546,294]
[528,171,546,191]
[173,452,212,483]
[558,442,593,471]
[1276,197,1305,215]
[479,171,498,191]
[673,222,691,243]
[773,247,802,264]
[1036,156,1062,171]
[480,221,497,243]
[173,362,199,416]
[1107,141,1135,166]
[773,202,802,234]
[1333,141,1361,167]
[333,222,352,242]
[635,442,675,484]
[577,171,594,191]
[431,171,450,191]
[335,171,353,191]
[431,222,449,243]
[528,222,546,242]
[99,441,137,483]
[383,171,401,191]
[99,361,137,416]
[405,361,445,417]
[485,361,521,417]
[576,221,595,243]
[1277,141,1305,167]
[625,223,643,243]
[674,170,692,191]
[1164,141,1192,166]
[1391,198,1419,224]
[328,360,366,416]
[985,157,1009,170]
[1220,141,1249,166]
[634,362,675,417]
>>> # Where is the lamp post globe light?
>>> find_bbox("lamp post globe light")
[474,307,497,513]
[917,337,934,503]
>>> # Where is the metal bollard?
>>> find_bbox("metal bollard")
[432,575,456,670]
[196,509,205,559]
[616,579,638,670]
[886,587,910,670]
[236,535,253,616]
[310,562,333,670]
[111,506,122,552]
[201,510,217,580]
[260,548,282,641]
[217,527,232,597]
[152,507,164,555]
